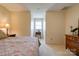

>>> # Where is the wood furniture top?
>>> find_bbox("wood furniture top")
[8,34,16,37]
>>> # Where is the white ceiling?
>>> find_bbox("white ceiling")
[23,3,76,11]
[0,3,27,11]
[48,3,76,11]
[22,3,54,12]
[0,3,77,12]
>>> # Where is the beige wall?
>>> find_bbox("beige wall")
[64,4,79,35]
[10,11,31,36]
[0,6,11,27]
[0,5,31,36]
[0,6,11,33]
[46,4,79,45]
[46,11,65,45]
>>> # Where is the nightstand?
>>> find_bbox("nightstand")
[8,34,16,37]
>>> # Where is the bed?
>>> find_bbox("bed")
[0,36,39,56]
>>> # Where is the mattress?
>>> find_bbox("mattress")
[0,36,39,56]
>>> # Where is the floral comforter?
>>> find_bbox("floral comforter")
[0,36,38,56]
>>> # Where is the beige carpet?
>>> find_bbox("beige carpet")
[39,40,75,56]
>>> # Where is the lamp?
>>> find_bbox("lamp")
[5,23,10,36]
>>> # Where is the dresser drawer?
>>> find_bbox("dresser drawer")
[66,35,79,55]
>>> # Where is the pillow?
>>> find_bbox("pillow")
[0,30,7,39]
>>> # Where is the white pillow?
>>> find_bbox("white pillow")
[0,30,7,39]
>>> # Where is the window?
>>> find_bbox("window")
[35,20,42,29]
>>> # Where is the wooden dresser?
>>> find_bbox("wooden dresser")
[66,35,79,55]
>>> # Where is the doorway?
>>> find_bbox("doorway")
[31,18,44,39]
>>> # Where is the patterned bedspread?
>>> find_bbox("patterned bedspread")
[0,36,39,56]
